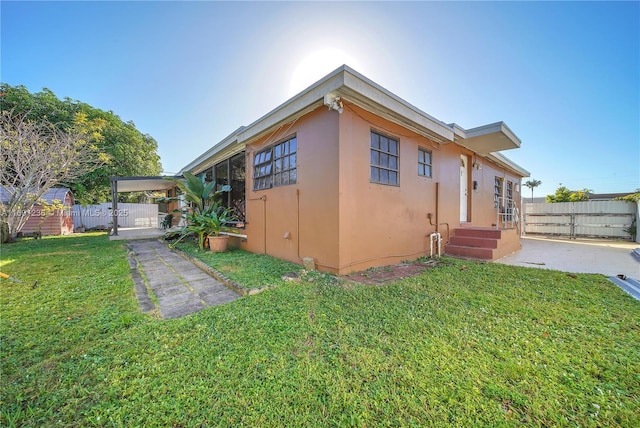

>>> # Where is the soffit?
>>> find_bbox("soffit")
[111,177,178,193]
[236,66,456,147]
[180,65,525,172]
[189,142,246,175]
[455,122,521,155]
[485,152,530,178]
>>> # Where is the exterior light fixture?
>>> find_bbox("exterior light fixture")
[328,97,343,114]
[324,92,344,114]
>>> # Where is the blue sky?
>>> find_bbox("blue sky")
[2,1,638,198]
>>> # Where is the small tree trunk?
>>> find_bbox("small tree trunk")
[0,221,14,243]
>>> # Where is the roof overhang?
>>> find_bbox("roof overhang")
[233,65,455,145]
[452,122,521,155]
[181,66,458,174]
[110,176,180,193]
[180,126,246,175]
[486,152,530,178]
[181,65,526,175]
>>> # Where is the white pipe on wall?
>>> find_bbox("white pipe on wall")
[429,232,442,258]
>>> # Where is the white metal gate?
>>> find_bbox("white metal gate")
[524,201,637,240]
[73,203,160,230]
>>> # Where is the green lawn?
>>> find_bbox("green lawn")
[1,233,639,427]
[172,239,302,290]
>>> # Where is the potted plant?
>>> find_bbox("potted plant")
[203,205,235,252]
[183,211,212,251]
[163,172,236,251]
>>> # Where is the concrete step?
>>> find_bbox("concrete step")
[445,227,522,260]
[445,244,495,260]
[453,228,503,239]
[448,235,499,249]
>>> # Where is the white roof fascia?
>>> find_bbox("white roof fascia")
[180,126,245,174]
[486,151,530,178]
[180,65,526,174]
[452,121,522,155]
[340,67,454,142]
[449,123,467,140]
[237,65,455,146]
[236,67,348,145]
[191,140,246,176]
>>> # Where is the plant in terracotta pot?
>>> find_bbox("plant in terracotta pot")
[202,204,235,252]
[163,172,234,250]
[183,211,213,251]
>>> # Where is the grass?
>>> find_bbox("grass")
[1,233,639,426]
[172,239,301,289]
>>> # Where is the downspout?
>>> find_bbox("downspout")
[435,182,439,233]
[436,182,450,245]
[262,195,267,254]
[427,182,441,257]
[428,182,439,232]
[427,182,449,250]
[296,189,301,261]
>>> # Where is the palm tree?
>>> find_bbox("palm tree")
[524,179,542,203]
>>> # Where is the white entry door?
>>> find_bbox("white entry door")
[460,155,468,222]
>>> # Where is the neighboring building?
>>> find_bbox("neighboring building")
[0,187,75,236]
[526,197,547,204]
[181,66,529,274]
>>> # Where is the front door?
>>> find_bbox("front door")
[460,155,469,222]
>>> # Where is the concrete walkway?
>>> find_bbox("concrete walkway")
[127,240,240,319]
[496,236,640,280]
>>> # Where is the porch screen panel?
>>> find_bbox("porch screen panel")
[230,152,246,222]
[215,161,229,188]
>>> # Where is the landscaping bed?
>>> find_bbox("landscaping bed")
[344,258,440,285]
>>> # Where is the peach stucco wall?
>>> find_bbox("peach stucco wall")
[241,103,522,274]
[243,107,340,270]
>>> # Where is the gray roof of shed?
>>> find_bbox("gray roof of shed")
[0,186,73,204]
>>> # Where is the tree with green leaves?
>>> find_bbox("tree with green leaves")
[523,179,542,203]
[546,185,592,203]
[0,84,162,204]
[1,110,108,241]
[613,190,640,203]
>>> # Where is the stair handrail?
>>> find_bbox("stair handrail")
[496,196,519,230]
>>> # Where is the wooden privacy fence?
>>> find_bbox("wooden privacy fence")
[73,203,160,230]
[523,201,637,240]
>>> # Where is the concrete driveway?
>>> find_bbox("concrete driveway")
[496,236,640,280]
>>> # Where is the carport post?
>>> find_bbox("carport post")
[111,179,118,236]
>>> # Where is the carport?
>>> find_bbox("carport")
[109,176,180,239]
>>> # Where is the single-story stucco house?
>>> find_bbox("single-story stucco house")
[180,65,529,274]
